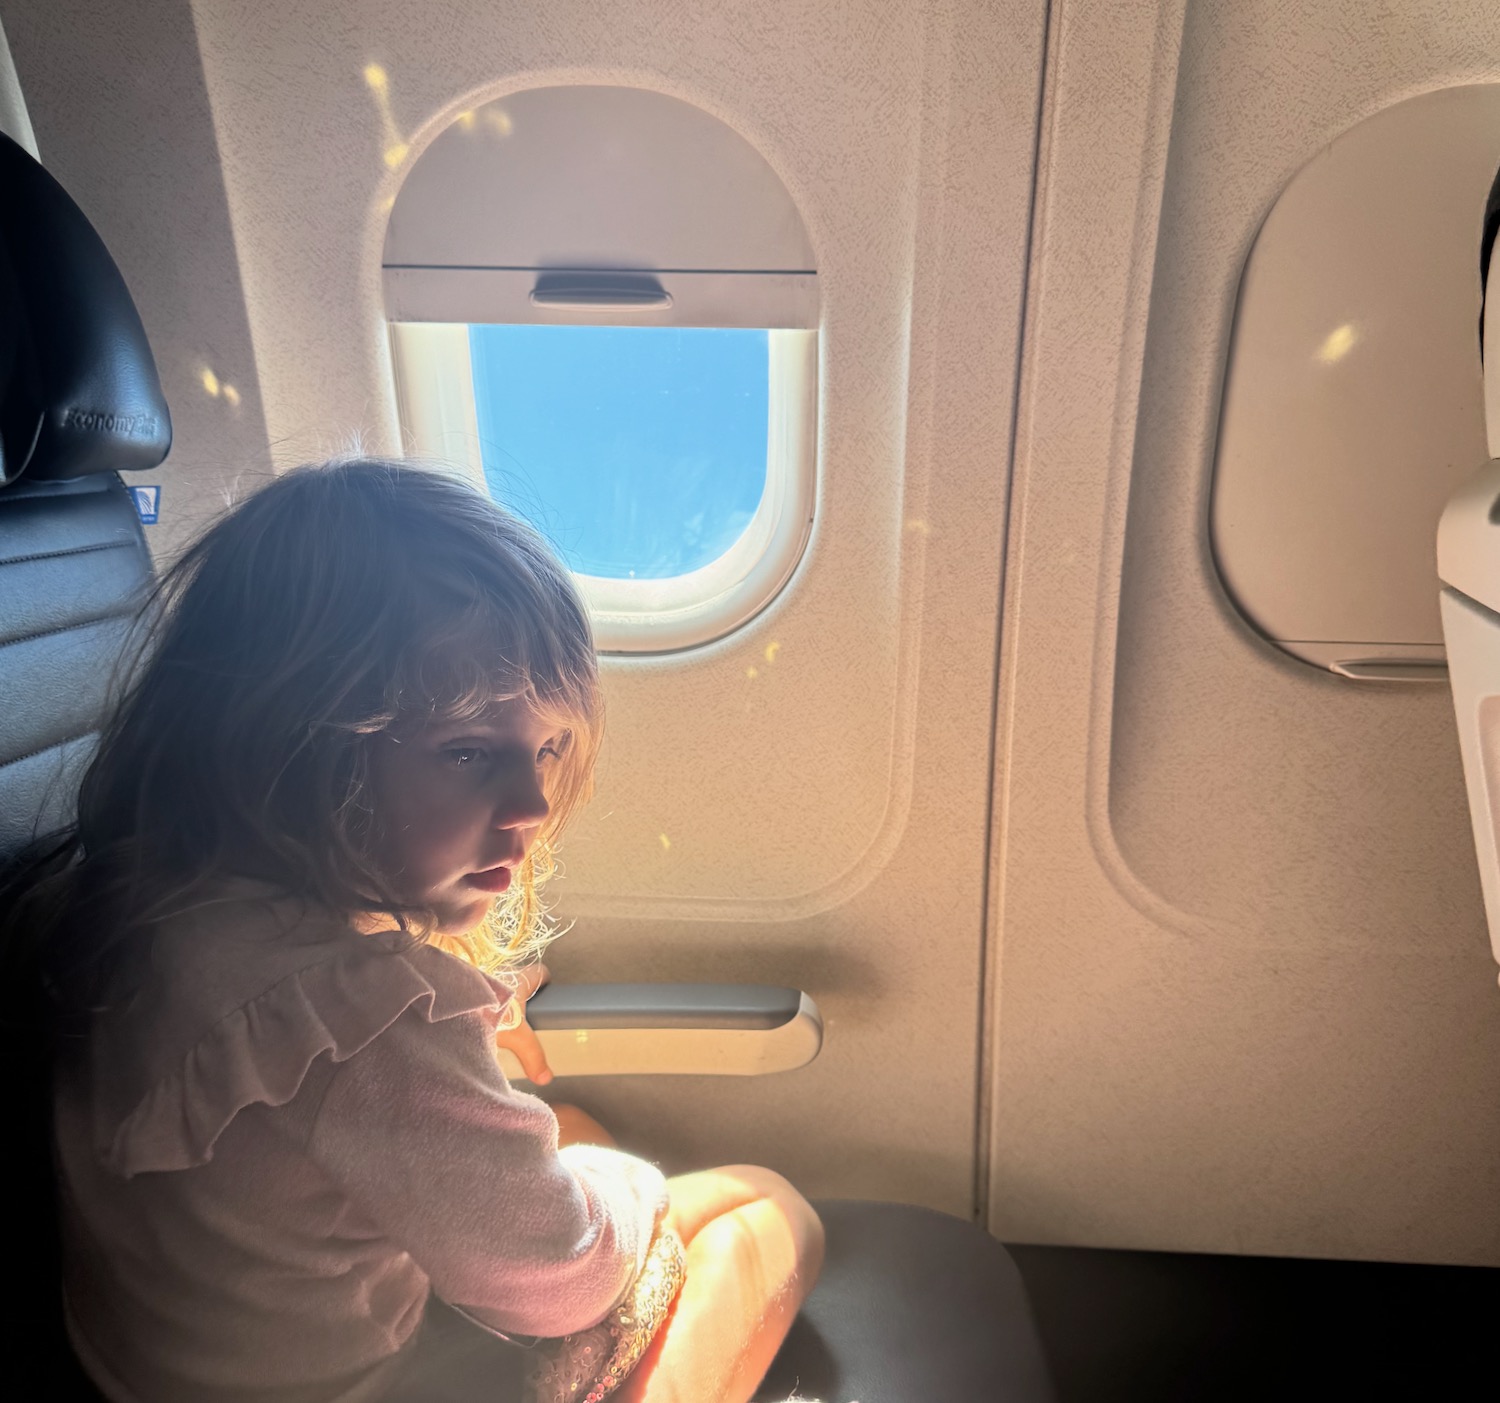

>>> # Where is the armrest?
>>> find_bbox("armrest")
[496,983,823,1079]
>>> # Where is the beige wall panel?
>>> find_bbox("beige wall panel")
[181,0,1019,919]
[0,16,36,152]
[18,0,1499,1259]
[8,0,1047,1211]
[990,0,1500,1263]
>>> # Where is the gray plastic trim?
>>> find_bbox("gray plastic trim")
[384,266,818,329]
[495,983,824,1080]
[527,982,803,1031]
[1438,458,1500,610]
[1438,585,1500,969]
[0,16,37,158]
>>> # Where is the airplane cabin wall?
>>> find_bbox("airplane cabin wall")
[8,0,1500,1265]
[991,0,1500,1264]
[3,0,1049,1218]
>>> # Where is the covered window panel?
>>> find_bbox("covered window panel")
[1211,84,1500,681]
[383,86,818,651]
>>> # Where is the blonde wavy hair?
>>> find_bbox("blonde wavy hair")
[2,458,602,1021]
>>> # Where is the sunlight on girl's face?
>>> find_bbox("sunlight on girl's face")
[367,697,567,933]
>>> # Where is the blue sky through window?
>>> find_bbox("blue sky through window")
[469,325,770,579]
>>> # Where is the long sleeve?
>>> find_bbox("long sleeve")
[60,893,664,1402]
[307,1003,668,1339]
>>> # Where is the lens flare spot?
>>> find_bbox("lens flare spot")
[764,640,781,664]
[658,832,672,852]
[200,368,221,398]
[222,383,241,409]
[363,61,407,170]
[1316,323,1357,364]
[486,107,514,137]
[905,518,932,536]
[745,665,759,680]
[456,110,477,130]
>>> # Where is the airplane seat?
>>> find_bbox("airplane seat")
[0,130,1055,1403]
[1438,160,1500,985]
[0,129,168,1397]
[751,1199,1056,1402]
[0,132,168,851]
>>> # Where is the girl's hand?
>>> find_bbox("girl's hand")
[495,962,553,1085]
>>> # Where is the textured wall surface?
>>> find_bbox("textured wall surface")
[12,0,1499,1262]
[171,0,1020,923]
[0,16,36,151]
[3,0,1048,1215]
[990,0,1500,1263]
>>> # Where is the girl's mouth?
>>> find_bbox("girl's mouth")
[466,866,513,893]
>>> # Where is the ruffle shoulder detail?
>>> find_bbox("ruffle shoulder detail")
[101,938,519,1178]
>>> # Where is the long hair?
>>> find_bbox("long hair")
[0,457,602,1044]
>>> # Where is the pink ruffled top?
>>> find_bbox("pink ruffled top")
[53,887,668,1403]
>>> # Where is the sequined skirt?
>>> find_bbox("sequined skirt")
[524,1227,688,1403]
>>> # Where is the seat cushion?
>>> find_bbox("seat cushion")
[754,1200,1055,1403]
[369,1199,1059,1403]
[61,1198,1055,1401]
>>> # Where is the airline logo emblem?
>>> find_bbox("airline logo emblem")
[131,485,161,524]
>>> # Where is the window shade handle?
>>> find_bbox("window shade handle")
[530,272,673,310]
[1330,658,1450,683]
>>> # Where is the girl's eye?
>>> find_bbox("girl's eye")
[445,747,487,768]
[538,731,572,764]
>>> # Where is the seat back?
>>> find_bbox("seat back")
[1435,165,1500,981]
[0,131,169,860]
[0,129,169,1389]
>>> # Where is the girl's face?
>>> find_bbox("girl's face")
[367,696,567,933]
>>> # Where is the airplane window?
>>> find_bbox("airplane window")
[389,319,814,652]
[468,325,767,581]
[381,85,818,653]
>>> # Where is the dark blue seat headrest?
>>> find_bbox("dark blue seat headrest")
[0,131,171,487]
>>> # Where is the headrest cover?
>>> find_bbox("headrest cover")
[0,132,170,486]
[1481,160,1500,361]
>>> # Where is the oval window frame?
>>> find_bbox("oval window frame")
[382,84,819,654]
[389,320,816,652]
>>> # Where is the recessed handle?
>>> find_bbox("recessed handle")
[526,982,805,1031]
[529,271,673,310]
[496,982,823,1079]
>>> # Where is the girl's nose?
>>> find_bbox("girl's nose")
[494,764,550,829]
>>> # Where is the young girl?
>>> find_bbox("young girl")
[4,459,824,1403]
